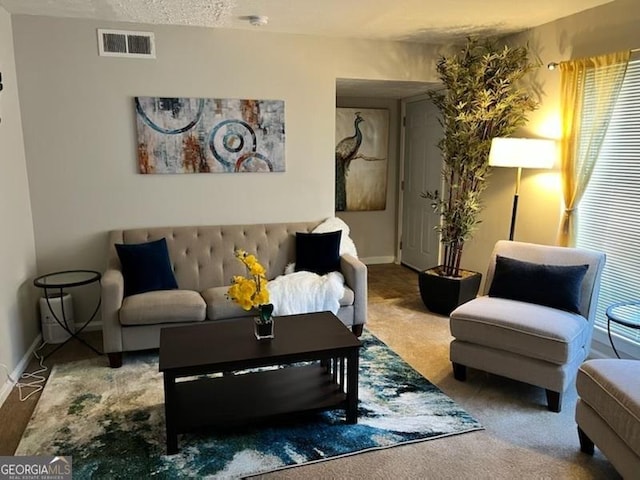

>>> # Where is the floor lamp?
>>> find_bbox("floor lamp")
[488,138,556,240]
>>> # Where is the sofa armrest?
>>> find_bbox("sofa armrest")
[340,254,367,326]
[101,268,124,354]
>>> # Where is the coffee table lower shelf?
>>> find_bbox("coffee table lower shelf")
[165,363,351,453]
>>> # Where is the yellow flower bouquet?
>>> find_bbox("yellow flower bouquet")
[227,249,273,324]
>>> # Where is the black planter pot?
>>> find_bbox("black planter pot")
[418,266,482,315]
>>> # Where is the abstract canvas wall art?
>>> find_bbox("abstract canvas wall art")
[135,97,285,174]
[335,108,389,211]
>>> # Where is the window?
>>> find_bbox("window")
[576,57,640,357]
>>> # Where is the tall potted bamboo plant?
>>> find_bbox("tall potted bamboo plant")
[418,37,539,315]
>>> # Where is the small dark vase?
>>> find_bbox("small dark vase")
[254,303,275,340]
[254,319,274,340]
[418,266,482,315]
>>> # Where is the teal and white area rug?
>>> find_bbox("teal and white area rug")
[16,331,482,478]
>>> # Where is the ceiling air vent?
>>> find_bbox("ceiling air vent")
[97,29,156,59]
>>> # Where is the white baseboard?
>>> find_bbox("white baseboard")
[590,331,640,360]
[588,340,611,359]
[361,256,395,265]
[0,334,43,409]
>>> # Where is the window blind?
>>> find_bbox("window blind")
[576,58,640,354]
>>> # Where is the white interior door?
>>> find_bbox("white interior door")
[401,98,442,271]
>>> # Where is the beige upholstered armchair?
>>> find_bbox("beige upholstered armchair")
[449,240,606,412]
[576,359,640,478]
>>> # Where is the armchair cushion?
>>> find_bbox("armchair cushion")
[115,238,178,297]
[451,296,590,365]
[295,230,342,275]
[488,255,588,314]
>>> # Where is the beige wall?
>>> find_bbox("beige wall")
[461,0,640,289]
[0,7,38,392]
[336,96,400,263]
[11,16,442,318]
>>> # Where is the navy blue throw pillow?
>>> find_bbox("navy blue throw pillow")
[488,255,589,314]
[115,238,178,297]
[295,230,342,276]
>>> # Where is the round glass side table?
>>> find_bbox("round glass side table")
[33,270,102,359]
[605,301,640,359]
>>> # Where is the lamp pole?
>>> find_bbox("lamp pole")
[509,167,523,241]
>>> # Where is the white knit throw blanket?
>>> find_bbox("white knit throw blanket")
[268,270,345,316]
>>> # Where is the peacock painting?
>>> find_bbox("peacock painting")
[335,108,389,211]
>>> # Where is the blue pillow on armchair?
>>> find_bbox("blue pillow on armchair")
[115,238,178,297]
[488,255,589,314]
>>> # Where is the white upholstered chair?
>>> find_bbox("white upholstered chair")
[576,359,640,478]
[449,240,606,412]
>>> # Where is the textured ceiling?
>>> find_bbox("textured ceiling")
[0,0,614,43]
[0,0,615,99]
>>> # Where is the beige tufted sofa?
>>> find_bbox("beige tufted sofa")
[102,221,367,367]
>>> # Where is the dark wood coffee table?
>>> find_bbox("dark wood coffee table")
[159,311,362,454]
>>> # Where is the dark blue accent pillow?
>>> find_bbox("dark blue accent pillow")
[115,238,178,297]
[295,230,342,276]
[488,255,589,314]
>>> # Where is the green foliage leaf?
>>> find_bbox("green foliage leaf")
[425,36,539,274]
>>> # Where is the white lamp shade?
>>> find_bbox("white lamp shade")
[489,137,556,169]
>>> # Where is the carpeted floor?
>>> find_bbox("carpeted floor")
[1,264,620,479]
